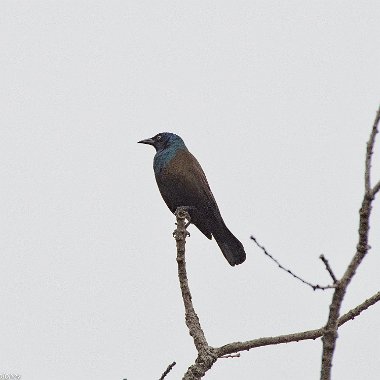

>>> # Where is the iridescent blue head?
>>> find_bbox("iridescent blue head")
[138,132,188,174]
[138,132,186,153]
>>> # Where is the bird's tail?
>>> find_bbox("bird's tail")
[212,221,246,266]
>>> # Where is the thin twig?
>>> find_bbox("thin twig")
[251,236,335,291]
[159,361,176,380]
[371,180,380,198]
[338,291,380,326]
[319,255,338,284]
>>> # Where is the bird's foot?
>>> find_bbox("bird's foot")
[174,206,193,240]
[175,206,193,227]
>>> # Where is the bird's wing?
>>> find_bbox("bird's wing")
[156,149,222,238]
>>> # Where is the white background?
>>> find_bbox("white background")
[1,1,380,379]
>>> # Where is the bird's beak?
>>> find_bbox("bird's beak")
[138,137,155,145]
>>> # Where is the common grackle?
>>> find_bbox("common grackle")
[138,132,246,266]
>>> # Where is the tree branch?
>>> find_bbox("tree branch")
[174,208,208,351]
[337,291,380,326]
[173,209,380,379]
[159,362,176,380]
[365,105,380,192]
[371,180,380,198]
[320,106,380,380]
[216,290,380,357]
[174,208,217,380]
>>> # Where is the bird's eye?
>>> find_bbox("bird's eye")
[156,135,162,141]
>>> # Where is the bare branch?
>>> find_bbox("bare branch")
[371,180,380,198]
[251,236,335,291]
[338,291,380,326]
[216,290,380,357]
[174,207,208,351]
[216,328,324,356]
[320,105,380,380]
[173,206,380,378]
[159,362,176,380]
[365,105,380,192]
[174,207,217,380]
[319,255,338,284]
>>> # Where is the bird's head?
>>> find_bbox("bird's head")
[138,132,185,153]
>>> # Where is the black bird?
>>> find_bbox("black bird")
[138,132,246,266]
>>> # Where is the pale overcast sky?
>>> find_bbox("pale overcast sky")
[1,1,380,379]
